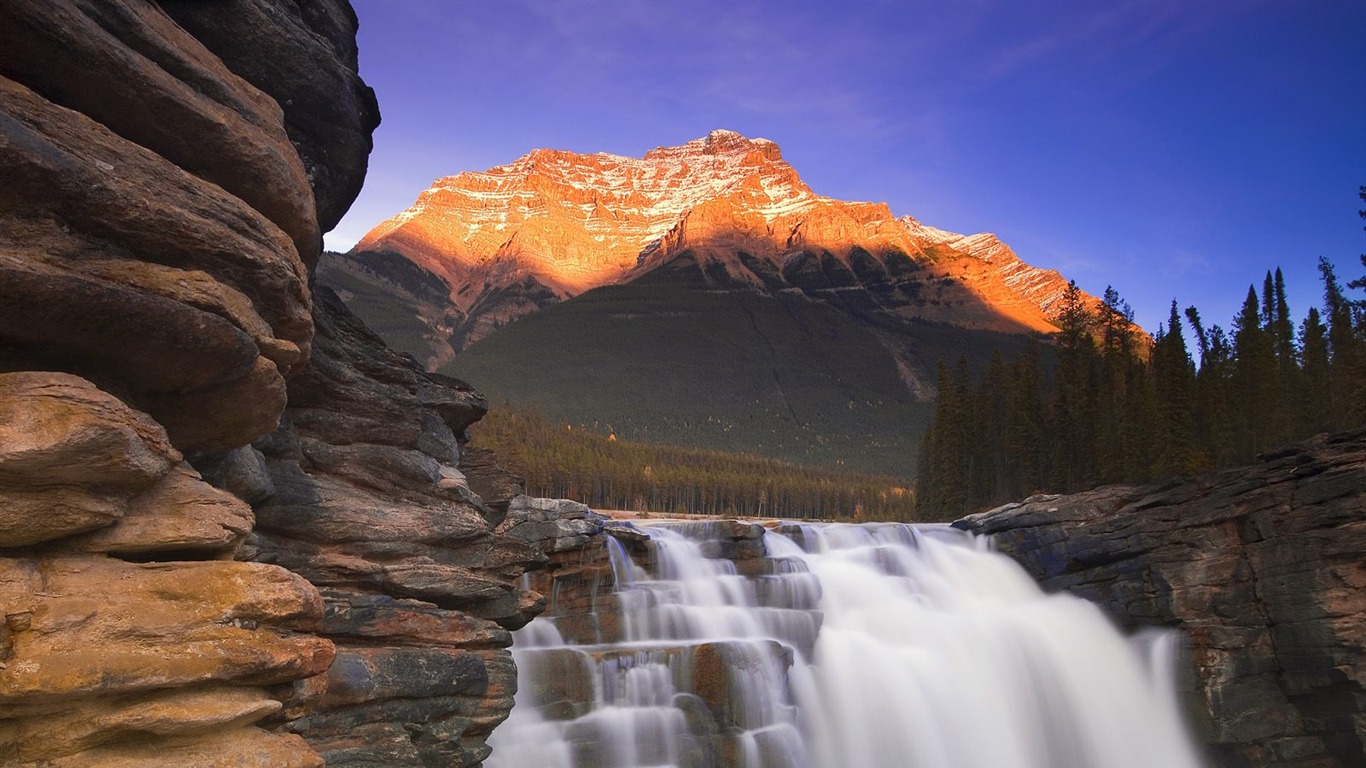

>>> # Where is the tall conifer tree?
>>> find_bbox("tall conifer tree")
[1154,301,1200,475]
[1232,286,1277,459]
[1050,281,1099,490]
[1299,307,1332,431]
[1319,257,1364,425]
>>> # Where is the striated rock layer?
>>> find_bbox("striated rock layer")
[233,290,544,766]
[0,1,540,766]
[957,429,1366,768]
[346,129,1089,361]
[0,0,373,763]
[0,0,332,452]
[0,371,331,767]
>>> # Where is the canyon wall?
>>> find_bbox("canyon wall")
[0,2,539,765]
[958,429,1366,768]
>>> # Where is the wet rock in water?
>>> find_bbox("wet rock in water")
[500,495,609,553]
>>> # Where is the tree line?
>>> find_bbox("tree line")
[471,406,917,520]
[915,190,1366,521]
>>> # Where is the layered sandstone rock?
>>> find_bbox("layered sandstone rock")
[0,372,330,766]
[229,290,544,766]
[159,0,380,242]
[0,2,381,765]
[346,129,1088,363]
[957,429,1366,767]
[1,0,542,761]
[0,4,324,452]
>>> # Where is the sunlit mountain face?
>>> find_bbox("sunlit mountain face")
[322,130,1105,475]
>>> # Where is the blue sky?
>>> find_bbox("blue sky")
[332,0,1366,335]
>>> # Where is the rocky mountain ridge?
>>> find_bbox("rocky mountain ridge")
[326,131,1107,476]
[343,129,1087,362]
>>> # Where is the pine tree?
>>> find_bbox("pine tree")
[1232,285,1277,460]
[1319,257,1364,426]
[1005,339,1048,497]
[1271,268,1297,368]
[1153,301,1200,476]
[1349,185,1366,294]
[1092,286,1153,482]
[1185,306,1211,364]
[1298,307,1332,432]
[1261,271,1277,329]
[1268,267,1301,443]
[1050,281,1099,491]
[1189,310,1236,465]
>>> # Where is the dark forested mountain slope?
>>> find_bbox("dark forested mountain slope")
[324,130,1100,476]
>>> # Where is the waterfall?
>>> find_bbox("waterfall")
[486,521,1204,768]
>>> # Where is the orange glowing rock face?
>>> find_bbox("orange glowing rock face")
[355,129,1076,335]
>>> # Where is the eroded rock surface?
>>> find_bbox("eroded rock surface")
[233,291,544,766]
[0,2,381,765]
[160,0,380,241]
[0,372,330,766]
[0,2,329,451]
[958,429,1366,768]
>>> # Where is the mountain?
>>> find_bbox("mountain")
[323,130,1096,477]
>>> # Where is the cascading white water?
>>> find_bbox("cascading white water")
[486,522,1205,768]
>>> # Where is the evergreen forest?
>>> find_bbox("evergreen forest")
[471,406,916,520]
[915,189,1366,520]
[473,192,1365,524]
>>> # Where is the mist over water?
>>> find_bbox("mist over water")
[486,522,1204,768]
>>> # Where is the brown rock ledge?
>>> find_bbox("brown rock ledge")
[0,372,331,766]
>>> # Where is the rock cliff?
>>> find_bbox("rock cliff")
[235,288,543,766]
[0,2,536,766]
[958,429,1366,767]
